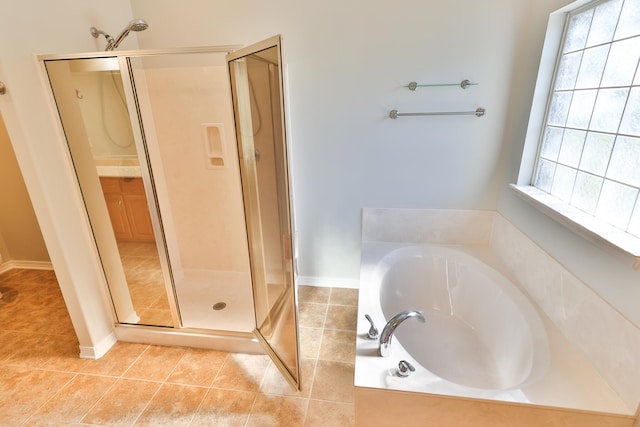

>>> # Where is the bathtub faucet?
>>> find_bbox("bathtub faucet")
[378,310,426,357]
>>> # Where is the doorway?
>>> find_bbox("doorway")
[0,111,50,273]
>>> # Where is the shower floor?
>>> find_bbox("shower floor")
[173,268,255,332]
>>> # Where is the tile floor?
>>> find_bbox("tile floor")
[0,269,357,426]
[118,241,173,327]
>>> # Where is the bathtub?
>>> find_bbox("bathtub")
[355,242,633,426]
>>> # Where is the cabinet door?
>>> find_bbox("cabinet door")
[104,193,133,241]
[124,194,155,242]
[100,177,121,194]
[120,176,146,194]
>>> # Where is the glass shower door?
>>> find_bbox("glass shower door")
[228,35,301,390]
[127,52,256,332]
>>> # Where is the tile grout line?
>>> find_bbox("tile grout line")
[243,355,278,424]
[78,344,153,426]
[304,297,326,425]
[208,351,230,387]
[300,361,316,427]
[187,385,213,427]
[185,351,249,425]
[19,371,79,426]
[242,389,261,427]
[121,346,203,425]
[118,344,152,380]
[128,378,164,427]
[74,373,125,426]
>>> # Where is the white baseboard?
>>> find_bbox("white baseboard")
[0,260,53,274]
[296,275,359,289]
[79,331,118,360]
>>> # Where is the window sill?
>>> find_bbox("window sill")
[509,185,640,270]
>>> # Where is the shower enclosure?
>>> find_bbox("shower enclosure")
[40,36,300,388]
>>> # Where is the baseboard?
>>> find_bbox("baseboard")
[79,331,118,360]
[296,275,359,289]
[0,260,53,274]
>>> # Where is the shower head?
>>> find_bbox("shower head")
[127,19,149,32]
[90,19,149,51]
[110,19,149,50]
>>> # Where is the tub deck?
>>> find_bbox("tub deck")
[355,241,636,426]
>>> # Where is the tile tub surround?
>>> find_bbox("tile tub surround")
[358,208,640,425]
[361,207,495,245]
[0,268,357,426]
[491,215,640,414]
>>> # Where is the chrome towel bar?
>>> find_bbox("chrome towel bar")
[406,79,478,91]
[389,107,485,119]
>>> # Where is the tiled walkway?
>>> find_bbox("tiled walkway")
[0,269,357,426]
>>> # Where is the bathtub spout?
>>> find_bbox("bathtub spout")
[378,310,426,357]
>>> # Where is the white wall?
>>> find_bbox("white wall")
[131,0,536,285]
[0,0,138,356]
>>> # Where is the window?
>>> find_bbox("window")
[514,0,640,264]
[533,0,640,236]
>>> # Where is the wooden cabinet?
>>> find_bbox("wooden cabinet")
[100,177,155,242]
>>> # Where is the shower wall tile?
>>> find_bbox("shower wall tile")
[490,214,640,412]
[362,208,494,244]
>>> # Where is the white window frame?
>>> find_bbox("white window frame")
[513,0,640,269]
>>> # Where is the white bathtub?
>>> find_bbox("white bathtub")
[380,244,549,391]
[355,242,632,426]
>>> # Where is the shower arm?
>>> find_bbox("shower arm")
[90,27,115,50]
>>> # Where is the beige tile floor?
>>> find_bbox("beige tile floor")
[118,241,173,327]
[0,269,357,426]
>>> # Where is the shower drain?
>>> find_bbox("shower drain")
[212,302,227,311]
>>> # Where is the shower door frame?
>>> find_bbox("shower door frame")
[227,35,301,390]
